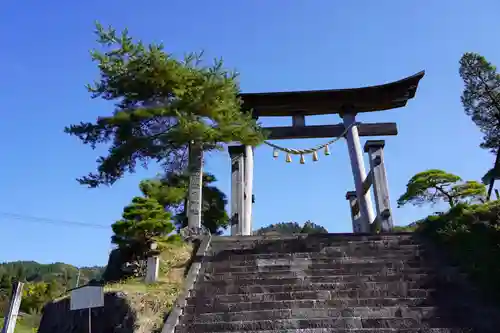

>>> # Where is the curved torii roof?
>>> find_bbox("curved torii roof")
[239,71,425,117]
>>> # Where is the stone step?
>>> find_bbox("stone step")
[204,258,427,273]
[205,264,428,276]
[212,233,415,243]
[204,256,425,274]
[207,249,426,266]
[184,297,439,314]
[199,273,434,286]
[174,317,452,332]
[210,240,422,255]
[192,280,437,296]
[188,289,434,304]
[204,267,431,280]
[208,253,425,263]
[176,329,471,333]
[182,306,445,324]
[210,234,417,250]
[206,252,426,268]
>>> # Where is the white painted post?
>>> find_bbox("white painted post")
[230,155,239,236]
[345,191,362,233]
[145,256,160,283]
[75,269,81,288]
[364,140,394,232]
[341,112,375,233]
[228,145,245,236]
[236,153,245,236]
[2,282,24,333]
[187,142,203,231]
[145,243,160,284]
[243,145,254,236]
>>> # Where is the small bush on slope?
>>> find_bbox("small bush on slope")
[104,241,193,333]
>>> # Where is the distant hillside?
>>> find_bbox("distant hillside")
[0,260,105,321]
[0,261,105,289]
[254,221,328,235]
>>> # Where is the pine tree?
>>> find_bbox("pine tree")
[459,52,500,199]
[397,169,486,208]
[65,23,265,188]
[111,197,175,257]
[139,172,229,234]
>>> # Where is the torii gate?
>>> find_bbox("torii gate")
[185,71,425,236]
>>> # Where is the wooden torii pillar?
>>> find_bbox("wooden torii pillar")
[229,71,424,235]
[364,140,394,232]
[341,110,376,232]
[228,145,253,236]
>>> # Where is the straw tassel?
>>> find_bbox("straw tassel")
[324,145,330,156]
[273,148,279,159]
[300,154,305,164]
[312,151,319,162]
[285,153,292,163]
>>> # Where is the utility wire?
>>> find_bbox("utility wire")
[0,211,109,230]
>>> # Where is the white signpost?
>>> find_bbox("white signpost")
[70,285,104,333]
[2,282,24,333]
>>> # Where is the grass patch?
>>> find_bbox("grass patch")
[0,314,40,333]
[104,241,193,333]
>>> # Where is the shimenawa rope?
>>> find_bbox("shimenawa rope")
[263,122,359,155]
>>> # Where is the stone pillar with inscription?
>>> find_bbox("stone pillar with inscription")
[187,142,203,232]
[364,140,394,232]
[228,145,245,236]
[341,111,375,233]
[145,242,160,284]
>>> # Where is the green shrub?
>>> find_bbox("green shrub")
[415,201,500,303]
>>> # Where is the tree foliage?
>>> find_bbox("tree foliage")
[254,221,328,236]
[140,172,229,234]
[414,201,500,304]
[460,52,500,199]
[460,52,500,151]
[21,281,59,314]
[0,261,104,316]
[397,169,486,208]
[481,166,500,186]
[111,196,176,257]
[65,23,265,188]
[300,221,329,234]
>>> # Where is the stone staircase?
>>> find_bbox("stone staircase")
[173,233,500,333]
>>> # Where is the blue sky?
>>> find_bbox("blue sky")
[1,0,499,267]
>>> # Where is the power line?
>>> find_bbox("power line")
[0,212,110,230]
